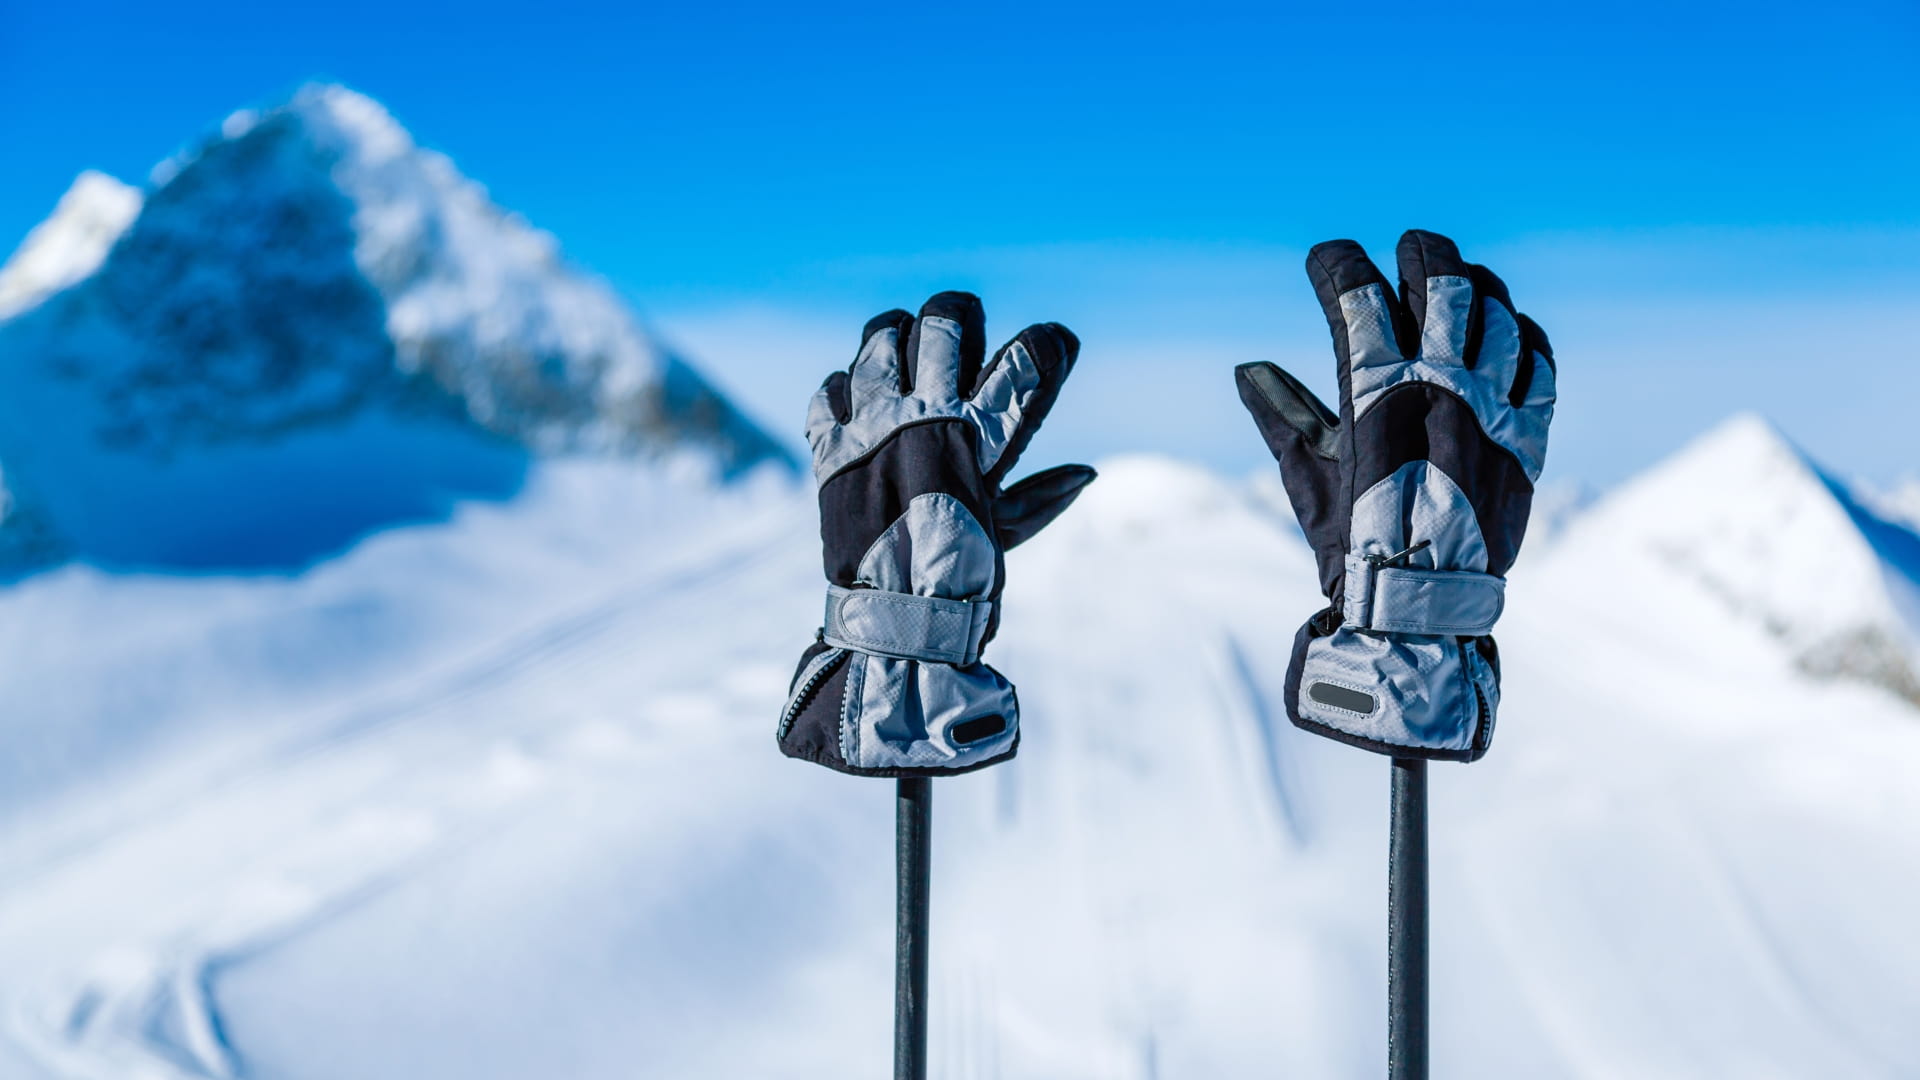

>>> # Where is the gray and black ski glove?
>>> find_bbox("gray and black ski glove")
[779,292,1093,777]
[1236,231,1556,761]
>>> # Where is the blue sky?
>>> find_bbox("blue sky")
[3,1,1917,488]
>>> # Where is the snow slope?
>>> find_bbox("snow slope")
[0,422,1916,1079]
[1866,475,1920,536]
[1553,414,1920,706]
[0,86,789,573]
[0,172,142,321]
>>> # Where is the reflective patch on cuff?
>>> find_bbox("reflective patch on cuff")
[1307,680,1377,715]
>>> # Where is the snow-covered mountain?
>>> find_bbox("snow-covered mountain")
[0,85,790,572]
[1551,414,1920,706]
[0,409,1915,1078]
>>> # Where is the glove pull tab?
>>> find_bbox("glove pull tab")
[1367,539,1432,569]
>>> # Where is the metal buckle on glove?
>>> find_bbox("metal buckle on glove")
[1367,539,1432,569]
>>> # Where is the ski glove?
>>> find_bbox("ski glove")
[1236,231,1556,761]
[779,292,1093,777]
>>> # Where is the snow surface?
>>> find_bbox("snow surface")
[0,173,141,321]
[0,423,1917,1079]
[1866,475,1920,535]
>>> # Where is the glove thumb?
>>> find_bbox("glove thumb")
[993,464,1097,550]
[1235,362,1346,594]
[1234,362,1340,464]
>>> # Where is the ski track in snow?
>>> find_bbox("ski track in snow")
[1668,813,1897,1078]
[0,496,800,1079]
[1218,634,1311,848]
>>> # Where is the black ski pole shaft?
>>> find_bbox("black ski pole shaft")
[895,777,933,1080]
[1388,756,1429,1080]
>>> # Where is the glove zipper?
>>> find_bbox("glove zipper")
[1471,680,1493,756]
[779,646,850,741]
[1468,643,1494,757]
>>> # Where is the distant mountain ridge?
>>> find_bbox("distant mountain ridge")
[0,84,790,572]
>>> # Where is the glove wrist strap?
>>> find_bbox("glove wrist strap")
[823,584,994,666]
[1342,553,1505,636]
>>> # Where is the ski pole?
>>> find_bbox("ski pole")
[895,777,933,1080]
[1388,757,1429,1080]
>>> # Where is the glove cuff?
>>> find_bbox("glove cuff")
[1284,610,1500,762]
[1341,554,1504,636]
[822,584,993,666]
[777,639,1019,778]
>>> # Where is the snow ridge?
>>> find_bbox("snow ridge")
[0,172,141,321]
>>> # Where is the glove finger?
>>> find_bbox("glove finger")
[1234,361,1339,464]
[1464,263,1514,370]
[904,291,985,403]
[1465,263,1522,394]
[970,321,1080,484]
[1305,239,1407,417]
[851,308,913,399]
[1510,313,1557,409]
[993,463,1097,550]
[1395,230,1475,366]
[814,368,852,423]
[803,371,847,457]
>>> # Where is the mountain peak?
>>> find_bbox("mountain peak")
[0,86,790,572]
[282,82,414,159]
[146,84,414,190]
[1658,411,1807,482]
[1552,411,1920,707]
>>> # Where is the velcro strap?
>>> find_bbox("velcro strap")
[1343,553,1505,636]
[823,584,994,665]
